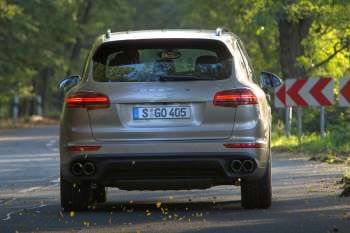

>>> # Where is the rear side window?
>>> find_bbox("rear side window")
[92,39,232,82]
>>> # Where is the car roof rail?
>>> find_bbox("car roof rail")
[215,27,229,36]
[105,29,112,39]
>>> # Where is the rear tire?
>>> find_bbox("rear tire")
[60,178,92,211]
[241,161,272,209]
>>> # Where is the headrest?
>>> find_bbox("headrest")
[109,50,139,66]
[195,55,218,65]
[195,55,218,73]
[153,59,175,74]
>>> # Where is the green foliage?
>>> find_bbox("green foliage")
[0,0,349,120]
[272,121,350,163]
[179,0,279,74]
[297,2,350,77]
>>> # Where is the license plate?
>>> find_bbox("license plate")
[133,106,191,120]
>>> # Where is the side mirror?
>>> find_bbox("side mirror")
[260,71,282,90]
[59,75,80,91]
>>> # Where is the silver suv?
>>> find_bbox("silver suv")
[59,28,282,211]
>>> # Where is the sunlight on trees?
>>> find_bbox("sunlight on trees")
[0,0,349,118]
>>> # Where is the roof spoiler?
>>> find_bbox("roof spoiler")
[215,27,229,36]
[105,29,111,39]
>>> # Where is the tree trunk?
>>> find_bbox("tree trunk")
[66,0,93,75]
[277,17,313,79]
[33,67,54,115]
[276,13,313,138]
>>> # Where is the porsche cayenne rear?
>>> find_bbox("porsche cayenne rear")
[59,28,281,211]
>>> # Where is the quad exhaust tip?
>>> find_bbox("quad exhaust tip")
[71,162,84,176]
[230,159,255,173]
[71,162,96,176]
[231,160,242,173]
[83,162,96,176]
[242,160,254,173]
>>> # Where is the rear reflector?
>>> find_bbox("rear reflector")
[213,89,257,107]
[66,145,101,152]
[66,91,110,110]
[224,143,264,148]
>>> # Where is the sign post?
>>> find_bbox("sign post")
[297,107,302,144]
[320,106,325,138]
[285,107,292,137]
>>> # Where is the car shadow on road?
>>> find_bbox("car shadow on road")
[95,199,242,212]
[1,195,349,233]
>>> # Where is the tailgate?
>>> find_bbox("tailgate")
[88,81,236,141]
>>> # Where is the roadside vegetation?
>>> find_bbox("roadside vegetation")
[272,125,350,164]
[0,0,349,119]
[272,104,350,163]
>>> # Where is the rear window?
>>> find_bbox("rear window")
[92,39,232,82]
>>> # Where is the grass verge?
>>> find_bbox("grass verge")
[272,127,350,164]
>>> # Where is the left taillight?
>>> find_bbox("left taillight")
[65,91,110,110]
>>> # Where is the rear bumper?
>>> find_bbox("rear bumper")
[61,151,269,190]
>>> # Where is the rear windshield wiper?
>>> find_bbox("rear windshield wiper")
[159,75,213,81]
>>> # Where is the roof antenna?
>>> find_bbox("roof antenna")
[106,29,111,39]
[215,27,228,36]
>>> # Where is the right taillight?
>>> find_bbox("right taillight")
[66,145,101,152]
[65,91,110,110]
[213,88,258,107]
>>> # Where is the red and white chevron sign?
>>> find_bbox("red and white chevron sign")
[274,83,286,108]
[339,78,350,107]
[274,77,334,107]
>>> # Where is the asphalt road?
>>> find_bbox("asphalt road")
[0,126,349,233]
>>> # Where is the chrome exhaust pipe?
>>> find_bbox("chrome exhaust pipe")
[242,160,254,173]
[71,162,84,176]
[231,160,242,173]
[83,162,96,176]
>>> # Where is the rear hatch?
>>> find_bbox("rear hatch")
[88,39,236,141]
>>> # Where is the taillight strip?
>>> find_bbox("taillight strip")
[66,145,101,152]
[223,143,265,148]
